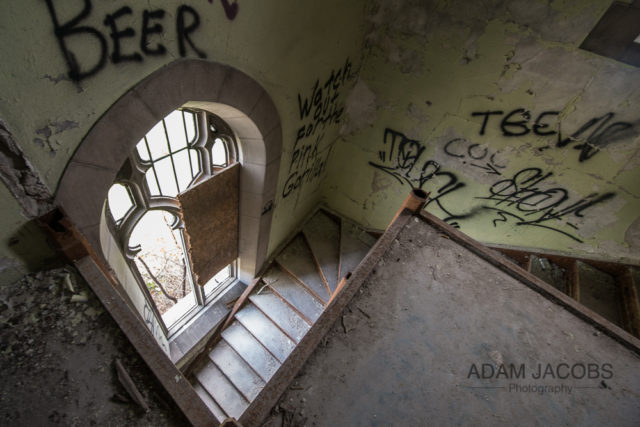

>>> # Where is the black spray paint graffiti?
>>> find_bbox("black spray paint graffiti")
[443,137,506,176]
[44,0,237,82]
[476,168,614,242]
[207,0,239,20]
[369,128,466,226]
[370,128,615,242]
[143,301,169,353]
[472,109,636,162]
[283,58,354,198]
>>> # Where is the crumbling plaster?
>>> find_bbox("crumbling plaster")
[326,0,640,263]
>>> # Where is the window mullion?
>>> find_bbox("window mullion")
[162,119,182,193]
[183,111,195,179]
[144,137,162,196]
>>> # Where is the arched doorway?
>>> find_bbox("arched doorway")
[55,59,282,358]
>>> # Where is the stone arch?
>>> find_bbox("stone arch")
[55,59,282,284]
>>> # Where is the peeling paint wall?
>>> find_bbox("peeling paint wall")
[325,0,640,263]
[0,0,367,283]
[2,0,638,284]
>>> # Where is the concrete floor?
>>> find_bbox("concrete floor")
[266,217,640,427]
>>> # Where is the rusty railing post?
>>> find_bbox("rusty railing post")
[389,189,429,226]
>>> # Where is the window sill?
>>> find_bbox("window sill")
[168,279,246,369]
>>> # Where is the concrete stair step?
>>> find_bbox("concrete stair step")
[235,303,296,363]
[195,361,248,420]
[209,340,265,402]
[249,288,311,343]
[193,382,225,423]
[221,321,281,382]
[276,234,330,303]
[303,210,341,294]
[262,265,324,323]
[340,221,376,280]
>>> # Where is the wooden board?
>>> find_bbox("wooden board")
[179,163,239,286]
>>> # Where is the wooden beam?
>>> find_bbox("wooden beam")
[567,260,580,302]
[618,267,640,338]
[75,257,217,426]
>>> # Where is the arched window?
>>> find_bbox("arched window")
[106,108,237,335]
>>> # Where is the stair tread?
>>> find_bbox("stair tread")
[340,221,375,279]
[235,304,296,363]
[303,210,341,294]
[196,361,248,420]
[262,265,323,323]
[276,234,330,302]
[193,382,225,423]
[209,340,265,402]
[249,289,311,343]
[221,321,281,382]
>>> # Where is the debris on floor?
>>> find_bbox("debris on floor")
[0,267,188,426]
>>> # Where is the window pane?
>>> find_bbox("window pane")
[145,168,161,196]
[173,149,193,192]
[107,183,133,223]
[184,111,196,144]
[211,138,227,166]
[189,149,200,179]
[136,139,150,161]
[165,110,187,152]
[129,211,194,317]
[154,157,179,197]
[146,121,170,160]
[203,264,232,297]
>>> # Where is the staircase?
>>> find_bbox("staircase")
[492,247,640,338]
[189,209,377,422]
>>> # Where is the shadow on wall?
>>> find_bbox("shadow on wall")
[0,221,60,284]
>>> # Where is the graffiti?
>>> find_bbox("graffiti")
[369,128,615,241]
[370,128,442,188]
[369,128,469,226]
[44,0,236,81]
[476,168,615,242]
[209,0,240,20]
[471,109,635,161]
[282,148,331,198]
[283,58,354,198]
[143,301,169,353]
[443,138,505,176]
[296,57,353,135]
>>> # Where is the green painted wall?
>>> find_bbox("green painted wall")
[324,0,640,263]
[1,0,638,285]
[0,0,366,282]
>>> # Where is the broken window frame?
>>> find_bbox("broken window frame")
[105,109,239,337]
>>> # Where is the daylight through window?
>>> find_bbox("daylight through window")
[105,108,237,335]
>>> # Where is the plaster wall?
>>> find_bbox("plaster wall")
[0,0,367,283]
[325,0,640,263]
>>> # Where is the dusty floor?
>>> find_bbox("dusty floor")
[0,266,188,426]
[263,217,640,427]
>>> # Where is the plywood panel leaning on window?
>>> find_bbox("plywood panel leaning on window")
[180,162,239,286]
